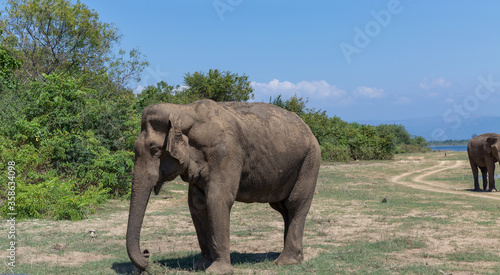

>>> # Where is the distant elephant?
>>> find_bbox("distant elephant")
[467,133,500,192]
[126,99,321,274]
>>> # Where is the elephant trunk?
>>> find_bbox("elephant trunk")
[126,171,153,271]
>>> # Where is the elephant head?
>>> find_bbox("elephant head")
[484,135,500,161]
[126,104,192,271]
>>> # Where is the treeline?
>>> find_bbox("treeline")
[427,140,469,146]
[270,96,429,162]
[0,0,427,220]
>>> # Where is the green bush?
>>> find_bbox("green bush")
[2,177,109,220]
[321,143,351,162]
[0,0,148,221]
[396,144,431,154]
[85,150,134,198]
[0,74,136,220]
[272,95,426,162]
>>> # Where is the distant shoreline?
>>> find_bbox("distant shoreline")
[427,140,468,146]
[428,145,467,152]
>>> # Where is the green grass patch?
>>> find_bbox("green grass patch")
[447,248,500,262]
[278,236,427,274]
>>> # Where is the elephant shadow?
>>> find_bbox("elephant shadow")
[457,188,492,192]
[111,252,280,274]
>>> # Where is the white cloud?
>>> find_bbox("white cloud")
[419,77,452,90]
[353,86,386,98]
[251,79,346,100]
[133,85,145,94]
[174,84,189,92]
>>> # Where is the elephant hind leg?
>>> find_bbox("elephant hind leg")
[270,201,290,245]
[272,157,319,266]
[470,161,480,191]
[480,167,488,191]
[270,199,306,266]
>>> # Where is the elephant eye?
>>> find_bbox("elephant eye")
[149,145,161,156]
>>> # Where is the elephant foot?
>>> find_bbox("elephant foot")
[205,261,233,274]
[194,255,213,271]
[274,252,303,266]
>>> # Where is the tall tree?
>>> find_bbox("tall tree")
[0,44,22,89]
[183,69,254,102]
[0,0,147,89]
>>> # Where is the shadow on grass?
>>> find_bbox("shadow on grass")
[458,188,496,192]
[111,252,280,274]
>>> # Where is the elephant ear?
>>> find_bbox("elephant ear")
[166,116,189,165]
[484,137,498,154]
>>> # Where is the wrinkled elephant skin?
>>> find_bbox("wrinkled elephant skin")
[126,99,321,274]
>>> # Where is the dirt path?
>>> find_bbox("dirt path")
[390,160,500,201]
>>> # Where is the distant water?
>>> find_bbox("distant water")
[428,145,467,152]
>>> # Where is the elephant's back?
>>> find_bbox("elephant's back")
[468,133,500,152]
[218,101,304,125]
[218,101,318,148]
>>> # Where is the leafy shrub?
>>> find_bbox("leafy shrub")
[2,177,109,220]
[0,0,148,221]
[0,74,136,220]
[84,150,134,198]
[396,144,431,154]
[272,95,426,162]
[321,143,351,162]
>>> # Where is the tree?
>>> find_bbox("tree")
[136,81,177,111]
[183,69,254,102]
[0,43,22,89]
[0,38,24,137]
[0,0,148,220]
[0,0,148,88]
[270,94,307,116]
[376,124,411,145]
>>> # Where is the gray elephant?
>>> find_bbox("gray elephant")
[467,133,500,192]
[126,99,321,274]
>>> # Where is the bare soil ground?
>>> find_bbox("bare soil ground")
[391,159,500,201]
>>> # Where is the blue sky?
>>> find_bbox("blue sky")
[82,0,500,126]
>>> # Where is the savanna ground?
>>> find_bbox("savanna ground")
[3,151,500,274]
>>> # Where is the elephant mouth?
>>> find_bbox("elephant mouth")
[154,181,165,195]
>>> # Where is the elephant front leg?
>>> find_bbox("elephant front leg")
[190,176,236,274]
[204,182,235,274]
[188,185,212,270]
